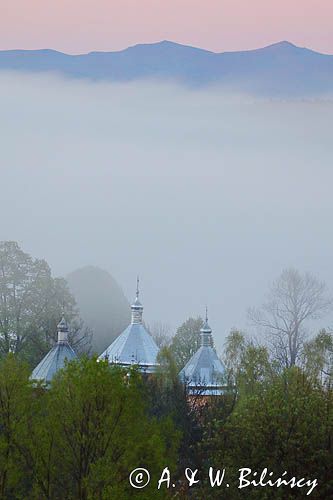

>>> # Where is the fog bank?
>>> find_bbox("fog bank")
[1,72,332,348]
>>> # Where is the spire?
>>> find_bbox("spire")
[200,307,213,347]
[57,317,69,343]
[131,276,143,324]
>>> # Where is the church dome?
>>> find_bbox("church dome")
[31,318,77,384]
[98,278,159,373]
[179,309,226,395]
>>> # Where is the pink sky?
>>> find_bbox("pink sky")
[1,0,333,54]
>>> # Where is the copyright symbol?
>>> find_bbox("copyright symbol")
[129,468,150,488]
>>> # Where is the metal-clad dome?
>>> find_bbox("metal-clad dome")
[98,278,159,373]
[98,323,159,373]
[31,343,77,384]
[179,309,226,395]
[30,318,77,384]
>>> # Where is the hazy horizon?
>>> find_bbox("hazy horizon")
[1,71,333,350]
[1,0,333,55]
[1,39,332,56]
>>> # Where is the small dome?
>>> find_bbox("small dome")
[131,295,143,310]
[31,343,77,384]
[130,276,144,322]
[31,316,77,384]
[57,317,69,332]
[201,319,212,333]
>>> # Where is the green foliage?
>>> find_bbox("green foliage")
[35,357,178,499]
[224,330,275,392]
[0,347,332,499]
[0,355,33,498]
[197,365,333,499]
[0,241,90,367]
[147,347,199,468]
[223,329,247,384]
[302,329,333,382]
[237,343,274,396]
[0,355,179,499]
[170,317,203,369]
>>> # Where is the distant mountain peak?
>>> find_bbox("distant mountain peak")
[253,40,301,53]
[155,40,182,46]
[270,40,298,48]
[124,39,213,54]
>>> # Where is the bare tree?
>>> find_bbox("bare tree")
[146,321,172,348]
[249,268,332,368]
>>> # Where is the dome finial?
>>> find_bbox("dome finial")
[57,316,69,343]
[131,276,143,324]
[200,307,212,347]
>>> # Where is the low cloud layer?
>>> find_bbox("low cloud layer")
[1,72,333,348]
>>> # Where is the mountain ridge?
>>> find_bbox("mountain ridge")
[1,40,332,97]
[1,40,331,57]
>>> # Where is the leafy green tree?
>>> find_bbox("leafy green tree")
[0,355,33,498]
[223,330,274,390]
[31,357,178,499]
[237,343,274,396]
[302,329,333,382]
[0,241,90,366]
[223,329,247,384]
[147,347,199,469]
[170,317,203,369]
[197,366,333,499]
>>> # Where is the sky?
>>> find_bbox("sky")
[0,0,333,54]
[1,73,333,350]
